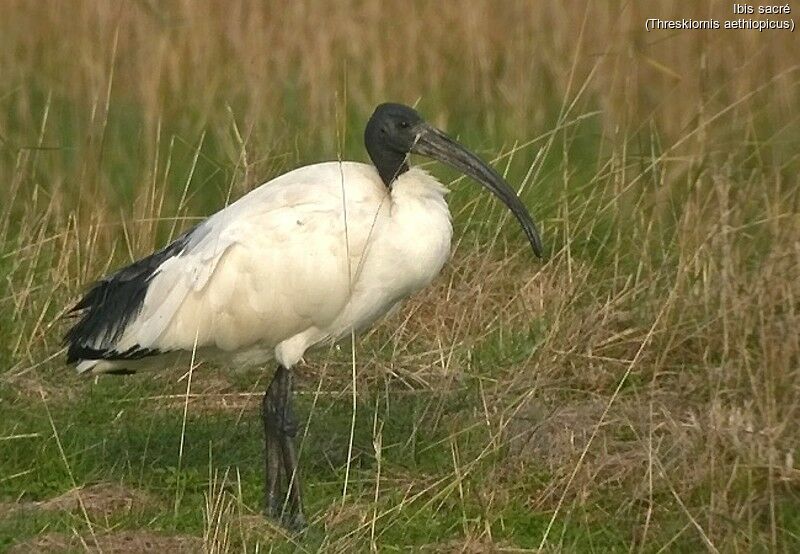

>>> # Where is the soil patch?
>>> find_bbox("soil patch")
[9,531,202,553]
[1,482,158,520]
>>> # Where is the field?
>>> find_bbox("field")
[1,1,799,551]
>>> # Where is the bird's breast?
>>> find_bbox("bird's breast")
[382,169,453,296]
[322,175,452,342]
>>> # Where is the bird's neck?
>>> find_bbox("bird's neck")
[371,150,409,188]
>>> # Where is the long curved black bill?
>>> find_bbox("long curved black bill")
[410,123,543,258]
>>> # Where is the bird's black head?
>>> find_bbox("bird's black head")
[364,103,424,186]
[363,102,544,258]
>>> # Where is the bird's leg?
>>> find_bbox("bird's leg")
[277,372,306,530]
[261,385,283,519]
[263,364,306,530]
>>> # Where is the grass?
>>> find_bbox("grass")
[1,0,800,551]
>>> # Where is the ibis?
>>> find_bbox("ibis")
[64,103,543,529]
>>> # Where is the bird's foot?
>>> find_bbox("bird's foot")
[265,500,306,532]
[264,495,281,520]
[281,511,307,532]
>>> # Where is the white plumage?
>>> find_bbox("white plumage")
[74,162,451,373]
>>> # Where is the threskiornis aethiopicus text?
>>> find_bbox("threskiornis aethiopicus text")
[64,103,543,529]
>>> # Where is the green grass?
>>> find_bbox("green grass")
[0,369,724,552]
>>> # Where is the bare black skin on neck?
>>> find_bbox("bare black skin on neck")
[364,103,424,187]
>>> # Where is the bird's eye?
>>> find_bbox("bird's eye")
[398,121,410,129]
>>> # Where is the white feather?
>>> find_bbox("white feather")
[85,162,452,372]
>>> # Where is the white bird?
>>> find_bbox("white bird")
[64,103,542,529]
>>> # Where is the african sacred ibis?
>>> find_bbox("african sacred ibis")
[64,103,543,529]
